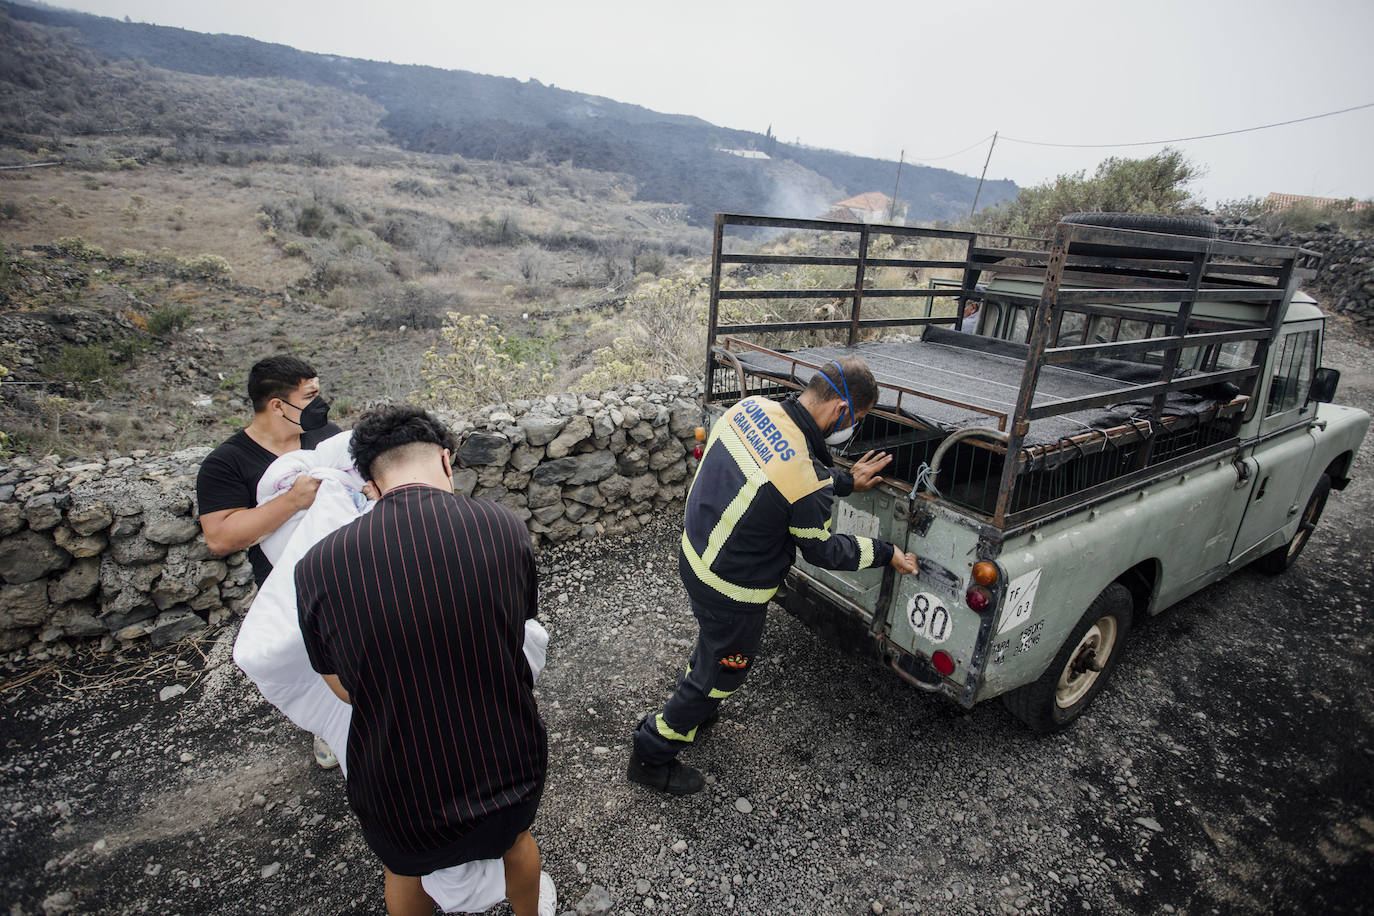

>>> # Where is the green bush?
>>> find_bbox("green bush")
[1,200,24,221]
[55,236,106,260]
[176,254,232,278]
[420,313,554,410]
[297,203,329,237]
[147,304,192,336]
[975,147,1203,239]
[47,344,113,394]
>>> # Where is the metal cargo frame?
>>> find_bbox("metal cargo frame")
[703,213,1320,530]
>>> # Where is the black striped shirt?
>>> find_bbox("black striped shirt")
[295,483,547,872]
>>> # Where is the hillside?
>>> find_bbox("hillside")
[0,2,1015,461]
[0,0,1016,223]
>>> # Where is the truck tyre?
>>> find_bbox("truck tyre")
[1002,582,1133,734]
[1061,212,1219,239]
[1254,474,1331,574]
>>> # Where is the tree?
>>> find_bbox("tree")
[976,148,1204,239]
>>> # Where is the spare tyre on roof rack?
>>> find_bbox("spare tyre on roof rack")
[1061,211,1218,238]
[1059,211,1219,262]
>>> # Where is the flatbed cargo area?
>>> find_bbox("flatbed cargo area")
[703,213,1319,528]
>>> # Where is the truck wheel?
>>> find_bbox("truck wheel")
[1254,475,1331,574]
[1002,582,1134,734]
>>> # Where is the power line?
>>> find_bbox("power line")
[1001,101,1374,149]
[908,134,996,162]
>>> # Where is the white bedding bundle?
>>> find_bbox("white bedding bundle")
[232,431,548,912]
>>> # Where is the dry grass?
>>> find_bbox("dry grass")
[0,148,708,311]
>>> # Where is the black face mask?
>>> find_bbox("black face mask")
[283,395,330,432]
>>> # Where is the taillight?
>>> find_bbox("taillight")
[965,586,992,612]
[972,561,997,586]
[694,426,707,442]
[932,651,955,676]
[692,444,704,459]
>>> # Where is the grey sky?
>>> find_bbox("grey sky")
[47,0,1374,205]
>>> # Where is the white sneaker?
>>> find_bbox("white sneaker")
[312,736,339,769]
[537,870,557,916]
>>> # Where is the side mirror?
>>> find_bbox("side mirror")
[1310,367,1340,403]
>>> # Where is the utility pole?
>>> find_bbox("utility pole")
[970,131,998,218]
[889,149,904,222]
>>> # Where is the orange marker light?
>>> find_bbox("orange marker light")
[694,426,707,442]
[972,561,998,586]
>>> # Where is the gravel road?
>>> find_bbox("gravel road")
[3,326,1372,916]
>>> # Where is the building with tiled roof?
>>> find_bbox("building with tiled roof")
[1265,192,1371,212]
[824,192,903,224]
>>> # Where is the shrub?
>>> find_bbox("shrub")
[147,304,192,336]
[393,178,440,197]
[421,313,555,410]
[1213,196,1267,221]
[572,273,705,389]
[0,200,21,221]
[316,247,391,290]
[55,236,105,260]
[297,203,329,237]
[359,282,458,330]
[176,254,232,278]
[516,244,553,284]
[578,336,657,390]
[281,240,308,258]
[47,344,113,394]
[633,249,667,277]
[976,147,1204,238]
[473,211,523,246]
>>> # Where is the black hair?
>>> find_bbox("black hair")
[349,404,457,483]
[804,357,878,412]
[248,355,319,413]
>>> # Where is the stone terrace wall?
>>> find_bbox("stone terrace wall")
[0,377,706,660]
[1220,221,1374,332]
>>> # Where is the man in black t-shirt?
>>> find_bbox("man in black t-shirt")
[196,355,342,586]
[296,405,554,916]
[196,354,343,768]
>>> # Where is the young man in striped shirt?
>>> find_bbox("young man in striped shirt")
[295,405,553,916]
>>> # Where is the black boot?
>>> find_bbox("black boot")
[627,748,705,795]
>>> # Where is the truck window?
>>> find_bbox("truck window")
[1266,330,1318,416]
[1214,340,1258,370]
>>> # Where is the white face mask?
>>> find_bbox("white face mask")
[825,405,856,447]
[825,425,855,447]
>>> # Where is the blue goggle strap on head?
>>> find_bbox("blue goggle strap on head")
[818,360,853,430]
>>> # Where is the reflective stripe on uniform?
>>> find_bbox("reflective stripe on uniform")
[788,518,833,540]
[681,533,780,603]
[857,536,875,568]
[655,713,698,743]
[707,685,738,699]
[681,421,780,604]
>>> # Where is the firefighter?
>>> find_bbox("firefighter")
[628,357,920,795]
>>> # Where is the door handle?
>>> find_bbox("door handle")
[1255,476,1269,500]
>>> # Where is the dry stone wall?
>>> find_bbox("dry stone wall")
[0,377,706,660]
[1220,221,1374,331]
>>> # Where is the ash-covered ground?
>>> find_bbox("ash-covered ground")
[3,331,1372,916]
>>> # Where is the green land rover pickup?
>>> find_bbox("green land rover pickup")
[701,212,1369,731]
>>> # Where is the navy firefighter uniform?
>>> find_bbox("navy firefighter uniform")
[631,392,899,767]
